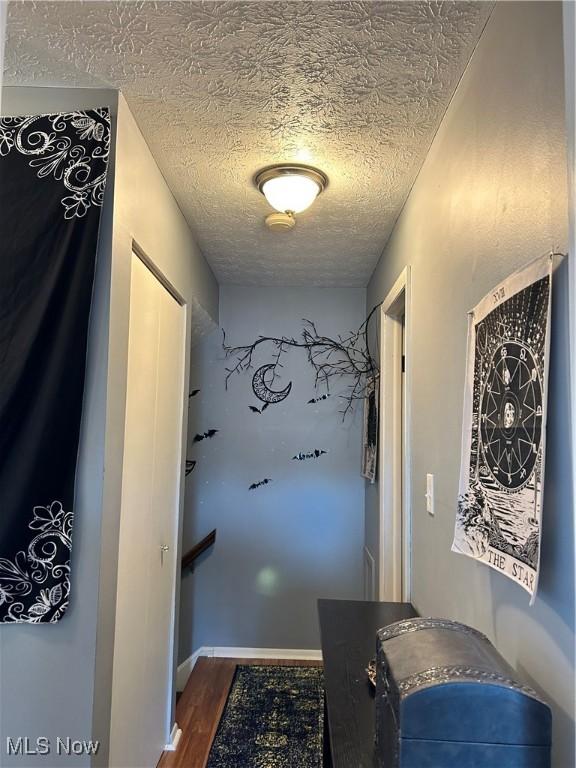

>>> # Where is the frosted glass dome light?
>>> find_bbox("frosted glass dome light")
[255,164,328,217]
[261,174,320,214]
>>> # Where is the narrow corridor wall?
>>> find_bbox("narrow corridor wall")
[366,3,573,766]
[0,86,119,768]
[179,286,365,657]
[0,89,219,768]
[0,4,6,114]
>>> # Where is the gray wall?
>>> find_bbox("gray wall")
[0,87,119,768]
[365,4,574,766]
[0,7,6,114]
[0,90,219,767]
[564,4,576,655]
[179,286,365,659]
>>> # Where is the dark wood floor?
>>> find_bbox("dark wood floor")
[157,657,322,768]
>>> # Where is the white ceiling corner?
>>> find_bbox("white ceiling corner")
[4,1,492,287]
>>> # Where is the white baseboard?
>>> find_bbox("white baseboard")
[176,646,322,691]
[176,647,205,691]
[164,722,182,752]
[210,646,323,661]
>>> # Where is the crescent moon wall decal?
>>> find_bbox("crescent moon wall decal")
[252,364,292,404]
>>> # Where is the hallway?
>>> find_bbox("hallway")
[0,2,574,767]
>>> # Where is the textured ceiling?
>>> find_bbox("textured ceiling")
[4,1,492,286]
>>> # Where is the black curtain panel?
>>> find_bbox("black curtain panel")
[0,108,111,623]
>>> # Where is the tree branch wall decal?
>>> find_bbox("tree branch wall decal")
[222,304,381,419]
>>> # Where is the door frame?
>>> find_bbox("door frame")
[118,241,188,754]
[378,266,412,603]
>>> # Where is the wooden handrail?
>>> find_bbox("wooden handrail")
[181,529,216,571]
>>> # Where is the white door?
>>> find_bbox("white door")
[110,251,186,768]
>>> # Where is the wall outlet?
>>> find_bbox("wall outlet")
[425,474,434,516]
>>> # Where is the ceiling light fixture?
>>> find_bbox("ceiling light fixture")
[255,164,328,231]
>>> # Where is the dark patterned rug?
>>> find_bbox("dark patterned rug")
[206,665,324,768]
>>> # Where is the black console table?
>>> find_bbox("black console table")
[318,599,417,768]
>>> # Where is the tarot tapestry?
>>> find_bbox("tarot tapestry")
[452,255,552,602]
[0,108,110,622]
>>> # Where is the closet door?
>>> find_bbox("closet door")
[110,251,186,768]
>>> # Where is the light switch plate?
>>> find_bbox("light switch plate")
[426,473,434,516]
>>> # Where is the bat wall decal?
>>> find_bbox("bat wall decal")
[248,402,270,414]
[292,449,328,461]
[189,389,201,398]
[185,460,197,476]
[193,429,219,443]
[307,394,330,404]
[249,478,273,490]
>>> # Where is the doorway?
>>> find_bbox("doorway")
[109,249,187,768]
[378,266,412,602]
